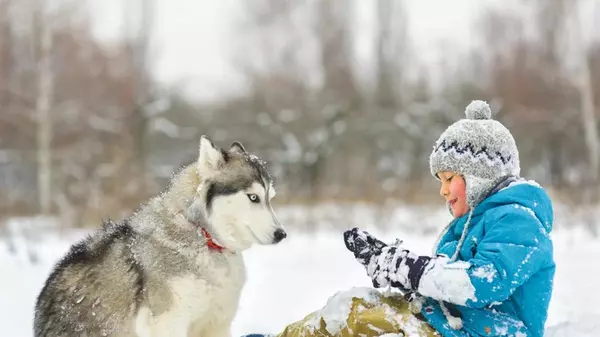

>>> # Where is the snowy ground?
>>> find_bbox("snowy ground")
[1,219,599,336]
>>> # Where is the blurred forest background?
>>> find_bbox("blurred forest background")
[1,0,599,232]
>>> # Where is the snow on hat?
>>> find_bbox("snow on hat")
[429,100,520,207]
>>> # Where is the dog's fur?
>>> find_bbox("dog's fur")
[34,136,286,337]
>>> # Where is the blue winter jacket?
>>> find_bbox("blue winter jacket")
[418,179,555,337]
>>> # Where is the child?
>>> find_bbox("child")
[345,100,555,337]
[244,100,555,337]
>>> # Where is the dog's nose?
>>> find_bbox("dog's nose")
[273,229,287,243]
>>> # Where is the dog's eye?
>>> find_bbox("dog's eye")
[247,194,260,203]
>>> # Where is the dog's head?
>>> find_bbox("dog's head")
[183,135,286,252]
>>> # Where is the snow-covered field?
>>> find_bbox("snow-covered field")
[1,215,599,336]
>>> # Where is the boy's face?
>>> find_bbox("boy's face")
[438,171,469,217]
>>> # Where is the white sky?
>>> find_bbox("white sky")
[87,0,597,102]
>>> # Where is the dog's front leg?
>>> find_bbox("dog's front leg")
[135,306,191,337]
[147,317,190,337]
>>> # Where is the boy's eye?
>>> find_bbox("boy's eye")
[446,176,454,182]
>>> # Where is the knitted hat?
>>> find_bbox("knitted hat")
[429,100,520,207]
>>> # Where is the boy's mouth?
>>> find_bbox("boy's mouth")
[448,198,457,207]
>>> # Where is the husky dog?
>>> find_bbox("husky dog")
[34,135,286,337]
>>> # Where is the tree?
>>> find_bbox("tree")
[34,0,54,214]
[125,0,156,191]
[566,0,599,202]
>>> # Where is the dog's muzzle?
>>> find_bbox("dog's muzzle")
[273,229,287,243]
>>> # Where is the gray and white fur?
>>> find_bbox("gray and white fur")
[34,135,286,337]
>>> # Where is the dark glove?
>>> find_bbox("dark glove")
[343,227,431,290]
[343,227,387,265]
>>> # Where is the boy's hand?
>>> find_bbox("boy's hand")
[343,227,431,290]
[343,228,387,265]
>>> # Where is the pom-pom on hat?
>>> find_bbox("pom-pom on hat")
[429,100,520,207]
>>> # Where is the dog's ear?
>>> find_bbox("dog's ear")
[198,135,224,173]
[229,141,247,155]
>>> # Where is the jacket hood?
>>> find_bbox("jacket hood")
[475,179,554,233]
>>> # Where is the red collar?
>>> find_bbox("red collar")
[201,227,226,253]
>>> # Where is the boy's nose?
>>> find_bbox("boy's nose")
[440,185,448,197]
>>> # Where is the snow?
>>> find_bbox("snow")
[501,179,542,191]
[545,317,600,337]
[472,264,497,283]
[417,257,476,306]
[514,204,537,219]
[1,215,599,337]
[303,287,380,335]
